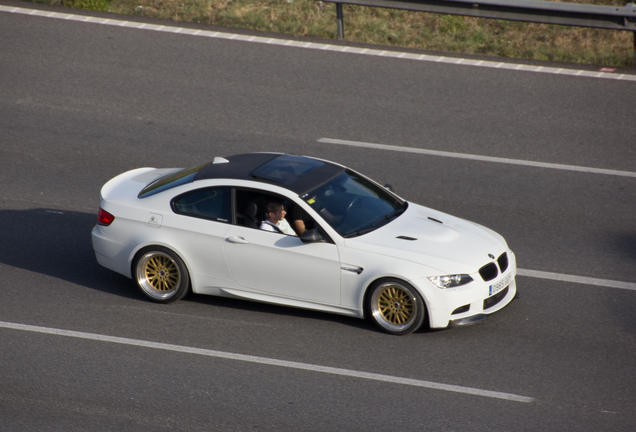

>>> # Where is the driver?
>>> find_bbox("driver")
[260,200,297,236]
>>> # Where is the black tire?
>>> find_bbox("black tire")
[133,246,190,303]
[366,278,426,335]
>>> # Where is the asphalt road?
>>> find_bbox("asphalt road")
[1,2,635,431]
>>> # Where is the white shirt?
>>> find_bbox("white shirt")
[260,218,296,235]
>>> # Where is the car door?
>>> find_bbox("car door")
[168,186,235,290]
[223,190,341,305]
[223,226,341,304]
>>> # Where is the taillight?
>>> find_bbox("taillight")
[97,207,115,226]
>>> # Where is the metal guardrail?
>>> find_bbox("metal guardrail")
[320,0,636,66]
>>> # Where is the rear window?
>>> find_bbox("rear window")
[138,163,207,198]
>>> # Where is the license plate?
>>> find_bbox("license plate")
[489,272,511,296]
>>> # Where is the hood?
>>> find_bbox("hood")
[343,203,509,275]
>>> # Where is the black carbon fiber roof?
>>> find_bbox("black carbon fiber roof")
[193,153,344,195]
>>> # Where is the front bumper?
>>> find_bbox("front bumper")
[412,250,518,329]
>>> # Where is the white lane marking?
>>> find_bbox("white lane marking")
[317,138,636,178]
[0,320,534,403]
[2,5,635,82]
[517,269,636,291]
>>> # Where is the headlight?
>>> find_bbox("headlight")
[428,274,473,289]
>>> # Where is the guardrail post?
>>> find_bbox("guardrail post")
[322,0,636,67]
[336,3,345,39]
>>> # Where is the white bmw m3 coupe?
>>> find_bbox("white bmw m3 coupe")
[92,153,516,335]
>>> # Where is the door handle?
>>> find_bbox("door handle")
[227,236,250,244]
[341,265,364,274]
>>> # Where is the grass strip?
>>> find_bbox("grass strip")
[23,0,635,67]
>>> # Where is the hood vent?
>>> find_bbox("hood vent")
[428,217,443,224]
[396,236,417,241]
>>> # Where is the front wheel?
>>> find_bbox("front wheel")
[134,247,190,303]
[367,279,426,335]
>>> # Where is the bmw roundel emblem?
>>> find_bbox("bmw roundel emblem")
[488,254,495,259]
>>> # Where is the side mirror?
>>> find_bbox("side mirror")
[299,228,327,244]
[384,183,393,191]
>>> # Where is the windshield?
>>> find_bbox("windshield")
[301,170,406,238]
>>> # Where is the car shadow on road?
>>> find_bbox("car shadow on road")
[182,288,442,335]
[606,232,636,333]
[183,292,380,332]
[614,232,636,262]
[0,207,395,333]
[0,208,140,300]
[0,207,526,335]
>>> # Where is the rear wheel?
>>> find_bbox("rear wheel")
[367,279,426,335]
[134,247,189,303]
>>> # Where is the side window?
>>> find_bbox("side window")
[288,202,333,243]
[172,187,231,223]
[234,189,303,236]
[234,189,268,229]
[235,189,294,230]
[288,202,316,233]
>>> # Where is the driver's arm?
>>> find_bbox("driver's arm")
[292,219,307,235]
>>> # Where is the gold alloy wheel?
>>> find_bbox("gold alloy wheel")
[136,251,182,300]
[370,282,418,333]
